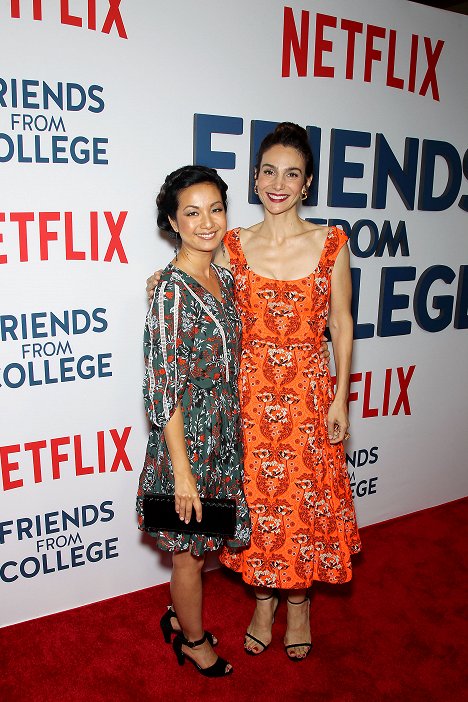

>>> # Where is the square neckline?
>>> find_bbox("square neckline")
[232,227,334,283]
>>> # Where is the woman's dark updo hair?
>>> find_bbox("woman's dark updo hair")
[255,122,314,181]
[156,164,228,237]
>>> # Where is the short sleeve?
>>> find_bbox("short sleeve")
[143,277,194,430]
[223,228,242,265]
[323,227,349,267]
[334,226,349,256]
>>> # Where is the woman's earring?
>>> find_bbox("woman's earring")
[254,184,259,195]
[174,231,180,261]
[301,187,308,201]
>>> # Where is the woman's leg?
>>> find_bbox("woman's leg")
[171,550,231,671]
[284,588,312,660]
[244,586,279,654]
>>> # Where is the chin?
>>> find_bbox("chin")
[193,239,220,253]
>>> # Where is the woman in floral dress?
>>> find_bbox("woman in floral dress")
[215,124,360,660]
[137,165,250,677]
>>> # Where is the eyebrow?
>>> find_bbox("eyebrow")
[262,163,303,173]
[182,200,223,211]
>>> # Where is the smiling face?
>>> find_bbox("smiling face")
[169,182,227,256]
[255,144,312,215]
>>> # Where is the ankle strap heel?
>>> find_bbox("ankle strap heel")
[285,597,312,661]
[255,588,279,602]
[172,632,232,677]
[178,632,208,648]
[160,606,217,646]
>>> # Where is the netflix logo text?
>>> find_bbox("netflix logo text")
[331,365,416,419]
[282,7,445,101]
[0,427,133,491]
[0,211,128,264]
[3,0,127,38]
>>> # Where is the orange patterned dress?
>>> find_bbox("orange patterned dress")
[219,227,361,588]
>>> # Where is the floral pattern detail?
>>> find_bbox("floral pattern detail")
[137,263,251,557]
[220,227,361,587]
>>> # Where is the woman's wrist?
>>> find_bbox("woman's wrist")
[172,460,191,478]
[332,393,348,406]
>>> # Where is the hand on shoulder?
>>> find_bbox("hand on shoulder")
[146,264,174,301]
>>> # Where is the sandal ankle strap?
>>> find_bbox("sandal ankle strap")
[179,632,207,648]
[255,589,278,601]
[287,597,309,605]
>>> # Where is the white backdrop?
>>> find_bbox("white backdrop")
[1,0,467,627]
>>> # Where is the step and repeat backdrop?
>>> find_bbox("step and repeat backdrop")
[1,0,467,626]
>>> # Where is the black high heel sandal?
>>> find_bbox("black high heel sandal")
[172,632,232,678]
[244,591,279,656]
[160,606,217,646]
[284,597,312,661]
[160,606,179,644]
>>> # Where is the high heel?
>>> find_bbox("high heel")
[160,606,217,646]
[172,632,232,677]
[160,606,178,643]
[244,591,279,656]
[284,597,312,661]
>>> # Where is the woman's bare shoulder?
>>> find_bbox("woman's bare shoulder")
[303,222,329,244]
[238,223,263,246]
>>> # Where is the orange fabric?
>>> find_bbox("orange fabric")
[220,227,361,588]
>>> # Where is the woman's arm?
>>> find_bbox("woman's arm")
[163,406,202,523]
[327,244,353,444]
[144,279,201,522]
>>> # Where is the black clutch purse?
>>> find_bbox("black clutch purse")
[142,494,236,537]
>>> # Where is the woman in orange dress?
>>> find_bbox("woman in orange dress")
[147,123,360,661]
[216,123,360,660]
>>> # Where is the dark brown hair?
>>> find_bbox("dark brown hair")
[156,165,228,237]
[255,122,313,180]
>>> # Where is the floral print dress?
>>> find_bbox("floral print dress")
[137,263,251,556]
[220,228,361,587]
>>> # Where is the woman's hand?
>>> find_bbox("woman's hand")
[327,399,349,445]
[163,407,201,523]
[146,270,162,301]
[174,472,202,524]
[320,335,330,364]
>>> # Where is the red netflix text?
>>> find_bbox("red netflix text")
[282,8,444,101]
[0,211,128,264]
[332,365,416,418]
[1,426,133,491]
[7,0,127,38]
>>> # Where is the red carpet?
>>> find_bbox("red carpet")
[1,498,467,702]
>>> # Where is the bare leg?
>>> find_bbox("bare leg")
[171,550,231,672]
[284,588,312,660]
[244,586,279,654]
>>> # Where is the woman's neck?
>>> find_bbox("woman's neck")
[174,247,213,279]
[260,208,305,241]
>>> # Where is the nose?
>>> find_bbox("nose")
[272,172,285,189]
[200,211,215,229]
